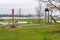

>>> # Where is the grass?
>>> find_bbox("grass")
[0,18,60,40]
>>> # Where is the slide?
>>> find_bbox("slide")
[50,16,57,23]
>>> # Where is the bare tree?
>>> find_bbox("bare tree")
[36,7,41,18]
[48,0,60,10]
[35,0,42,20]
[35,7,42,23]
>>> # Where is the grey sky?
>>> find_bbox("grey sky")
[0,0,39,14]
[0,0,60,15]
[0,0,38,8]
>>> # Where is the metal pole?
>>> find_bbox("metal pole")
[19,9,21,18]
[45,12,46,24]
[51,10,53,23]
[48,11,49,23]
[12,9,14,28]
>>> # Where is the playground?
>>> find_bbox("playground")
[0,9,60,40]
[0,7,60,40]
[0,0,60,40]
[0,18,60,40]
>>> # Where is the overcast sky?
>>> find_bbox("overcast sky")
[0,0,38,8]
[0,0,60,15]
[0,0,39,14]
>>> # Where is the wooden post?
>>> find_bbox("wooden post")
[12,9,14,28]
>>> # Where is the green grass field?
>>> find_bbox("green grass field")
[0,18,60,40]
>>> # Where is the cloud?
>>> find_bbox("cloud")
[0,0,38,14]
[0,0,38,5]
[0,0,38,8]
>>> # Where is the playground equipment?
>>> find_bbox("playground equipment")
[45,8,52,24]
[45,7,60,24]
[50,16,57,23]
[11,9,15,28]
[4,9,19,28]
[50,15,60,24]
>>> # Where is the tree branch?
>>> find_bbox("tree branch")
[48,0,60,10]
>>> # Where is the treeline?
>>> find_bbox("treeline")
[0,14,36,17]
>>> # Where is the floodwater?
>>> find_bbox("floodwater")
[0,17,44,19]
[0,21,30,25]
